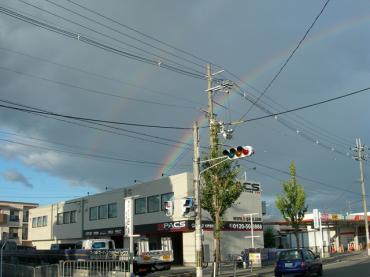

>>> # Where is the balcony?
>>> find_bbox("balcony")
[9,215,19,222]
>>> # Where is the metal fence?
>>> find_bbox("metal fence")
[59,259,129,277]
[2,263,59,277]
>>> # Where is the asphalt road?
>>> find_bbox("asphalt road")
[322,254,370,277]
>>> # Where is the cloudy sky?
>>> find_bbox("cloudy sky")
[0,0,369,217]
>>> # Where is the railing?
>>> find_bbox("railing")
[59,259,129,277]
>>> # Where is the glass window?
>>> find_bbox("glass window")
[70,211,76,223]
[279,250,302,261]
[99,205,108,219]
[37,217,42,227]
[135,198,146,214]
[32,217,37,228]
[57,213,63,225]
[42,216,47,226]
[161,192,174,211]
[108,203,117,218]
[63,212,70,224]
[92,242,106,249]
[89,207,98,221]
[148,195,160,213]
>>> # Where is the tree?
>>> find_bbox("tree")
[275,161,307,249]
[264,227,276,248]
[201,125,244,275]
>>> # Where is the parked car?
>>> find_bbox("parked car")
[274,248,323,277]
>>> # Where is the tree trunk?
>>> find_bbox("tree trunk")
[213,212,221,276]
[294,230,300,249]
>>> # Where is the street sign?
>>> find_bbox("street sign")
[124,198,133,237]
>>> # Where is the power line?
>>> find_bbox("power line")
[44,0,206,71]
[0,65,197,110]
[63,0,217,68]
[231,86,370,126]
[0,99,196,130]
[17,0,206,77]
[0,46,205,107]
[242,160,359,195]
[0,4,205,80]
[239,0,331,119]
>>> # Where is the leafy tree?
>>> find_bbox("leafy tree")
[275,161,307,249]
[264,227,276,248]
[201,125,244,275]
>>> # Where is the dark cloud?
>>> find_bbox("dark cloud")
[3,169,33,188]
[0,0,369,215]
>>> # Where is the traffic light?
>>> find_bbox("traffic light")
[163,200,174,216]
[181,197,195,217]
[223,146,254,160]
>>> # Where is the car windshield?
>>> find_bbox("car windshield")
[279,250,302,260]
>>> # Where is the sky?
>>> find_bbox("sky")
[0,0,370,218]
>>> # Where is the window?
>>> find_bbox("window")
[57,213,63,225]
[161,192,174,211]
[42,216,48,226]
[37,217,42,227]
[99,205,108,219]
[108,203,117,218]
[135,198,146,214]
[70,211,76,223]
[32,217,37,228]
[92,242,106,249]
[89,207,98,221]
[63,212,70,224]
[147,195,160,213]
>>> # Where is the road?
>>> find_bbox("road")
[258,251,370,277]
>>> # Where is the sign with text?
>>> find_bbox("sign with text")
[313,209,319,229]
[243,182,261,194]
[124,198,133,237]
[249,253,261,267]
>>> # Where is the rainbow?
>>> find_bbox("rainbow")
[157,12,370,178]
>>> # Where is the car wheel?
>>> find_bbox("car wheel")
[317,265,323,276]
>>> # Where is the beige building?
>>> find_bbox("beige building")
[0,201,38,245]
[29,172,264,265]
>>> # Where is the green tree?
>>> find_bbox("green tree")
[264,227,276,248]
[201,125,244,275]
[275,161,307,249]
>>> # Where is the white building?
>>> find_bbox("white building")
[29,172,264,265]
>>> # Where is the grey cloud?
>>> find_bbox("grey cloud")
[3,169,33,188]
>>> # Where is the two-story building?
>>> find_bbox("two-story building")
[28,172,264,265]
[0,201,38,245]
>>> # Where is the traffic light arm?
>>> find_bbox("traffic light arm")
[200,157,229,174]
[199,155,229,164]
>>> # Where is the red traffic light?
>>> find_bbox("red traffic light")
[223,146,254,160]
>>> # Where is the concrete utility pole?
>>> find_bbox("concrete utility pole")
[355,138,370,256]
[207,64,215,149]
[193,121,202,277]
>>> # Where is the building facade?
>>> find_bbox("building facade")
[29,172,264,264]
[0,201,38,245]
[266,212,370,254]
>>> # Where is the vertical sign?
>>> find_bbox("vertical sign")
[313,209,319,229]
[124,198,133,237]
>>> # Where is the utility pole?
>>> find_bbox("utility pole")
[207,64,216,149]
[354,138,370,256]
[193,121,202,277]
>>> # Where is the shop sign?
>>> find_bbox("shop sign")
[321,213,329,221]
[330,214,339,220]
[191,221,263,231]
[313,209,319,229]
[243,182,261,194]
[124,198,133,236]
[157,220,189,232]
